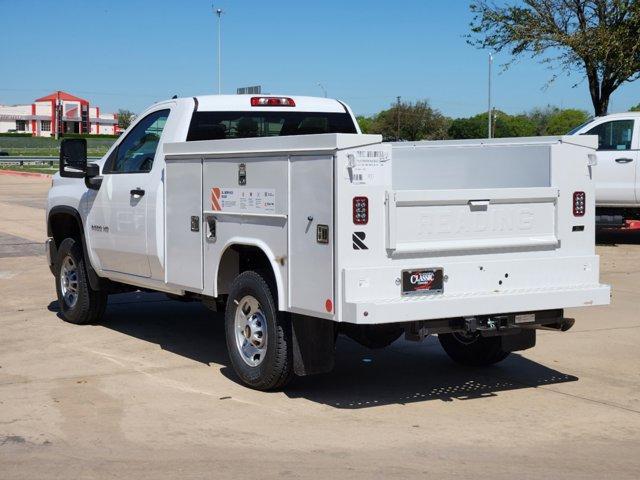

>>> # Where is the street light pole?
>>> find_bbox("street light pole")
[317,82,327,98]
[488,52,493,139]
[214,7,224,94]
[396,95,401,141]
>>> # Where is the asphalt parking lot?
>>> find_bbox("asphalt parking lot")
[1,173,639,479]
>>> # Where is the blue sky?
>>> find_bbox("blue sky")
[1,0,639,117]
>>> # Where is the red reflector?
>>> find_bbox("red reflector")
[573,191,585,217]
[325,299,333,313]
[250,97,296,107]
[353,196,368,225]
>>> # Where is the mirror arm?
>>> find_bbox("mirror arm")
[84,162,102,190]
[85,176,103,190]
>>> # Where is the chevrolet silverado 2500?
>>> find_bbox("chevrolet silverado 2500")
[46,95,610,390]
[571,112,640,228]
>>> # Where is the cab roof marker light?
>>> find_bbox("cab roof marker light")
[250,97,296,107]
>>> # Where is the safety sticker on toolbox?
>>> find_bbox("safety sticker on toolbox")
[347,149,389,186]
[210,187,276,214]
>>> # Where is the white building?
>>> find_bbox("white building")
[0,91,119,137]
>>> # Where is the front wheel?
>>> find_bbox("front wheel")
[438,332,510,366]
[224,271,293,390]
[54,238,107,325]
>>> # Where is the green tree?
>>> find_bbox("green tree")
[546,109,590,134]
[367,100,449,141]
[498,113,538,137]
[356,115,375,134]
[448,111,536,139]
[117,109,135,130]
[448,113,487,139]
[527,105,560,135]
[469,1,640,116]
[629,103,640,111]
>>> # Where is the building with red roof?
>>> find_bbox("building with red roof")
[0,91,119,137]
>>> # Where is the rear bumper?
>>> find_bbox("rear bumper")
[342,283,611,325]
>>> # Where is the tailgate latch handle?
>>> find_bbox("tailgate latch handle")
[468,199,490,211]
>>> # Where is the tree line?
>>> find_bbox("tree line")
[355,101,605,141]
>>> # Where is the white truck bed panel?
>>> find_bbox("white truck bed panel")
[162,133,609,324]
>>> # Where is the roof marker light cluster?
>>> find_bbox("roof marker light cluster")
[250,97,296,107]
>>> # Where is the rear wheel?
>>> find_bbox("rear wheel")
[438,332,510,366]
[224,271,293,390]
[54,238,107,325]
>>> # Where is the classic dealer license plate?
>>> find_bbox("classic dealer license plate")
[401,268,444,295]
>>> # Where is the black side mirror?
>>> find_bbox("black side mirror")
[59,138,87,178]
[85,163,103,190]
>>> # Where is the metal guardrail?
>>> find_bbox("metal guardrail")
[0,156,101,165]
[0,156,59,165]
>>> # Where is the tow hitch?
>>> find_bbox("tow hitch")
[405,309,573,343]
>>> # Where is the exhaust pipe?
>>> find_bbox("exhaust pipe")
[537,317,575,332]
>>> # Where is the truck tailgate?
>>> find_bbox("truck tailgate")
[386,187,559,255]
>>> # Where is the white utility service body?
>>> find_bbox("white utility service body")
[162,133,609,324]
[46,95,610,390]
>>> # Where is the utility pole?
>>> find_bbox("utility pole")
[214,7,224,94]
[487,52,493,139]
[396,96,401,141]
[54,91,60,140]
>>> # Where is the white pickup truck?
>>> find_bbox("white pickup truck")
[570,112,640,227]
[47,95,610,390]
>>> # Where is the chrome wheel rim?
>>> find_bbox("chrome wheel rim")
[234,295,267,367]
[60,255,79,309]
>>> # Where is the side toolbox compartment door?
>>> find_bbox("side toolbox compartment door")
[165,157,203,290]
[289,155,334,317]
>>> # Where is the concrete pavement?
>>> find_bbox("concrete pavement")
[0,174,639,479]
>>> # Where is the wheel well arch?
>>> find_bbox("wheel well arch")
[47,206,104,290]
[215,240,285,310]
[48,206,84,248]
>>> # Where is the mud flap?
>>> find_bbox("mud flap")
[500,329,536,352]
[291,314,335,376]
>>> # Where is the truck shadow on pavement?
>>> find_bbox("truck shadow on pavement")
[597,229,640,246]
[284,340,578,408]
[51,291,579,409]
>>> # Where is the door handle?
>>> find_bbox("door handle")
[130,188,145,197]
[615,158,633,163]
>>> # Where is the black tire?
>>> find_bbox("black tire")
[438,332,510,366]
[224,271,293,390]
[341,323,404,349]
[54,238,107,325]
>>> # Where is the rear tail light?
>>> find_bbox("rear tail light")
[573,191,586,216]
[250,97,296,107]
[353,196,368,225]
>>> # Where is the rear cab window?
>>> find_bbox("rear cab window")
[186,111,357,141]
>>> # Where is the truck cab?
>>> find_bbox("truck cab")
[570,112,640,226]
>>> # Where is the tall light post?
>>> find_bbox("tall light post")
[487,52,493,139]
[214,7,224,94]
[317,82,327,98]
[396,95,401,141]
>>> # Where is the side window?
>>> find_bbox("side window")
[106,109,170,173]
[584,120,634,151]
